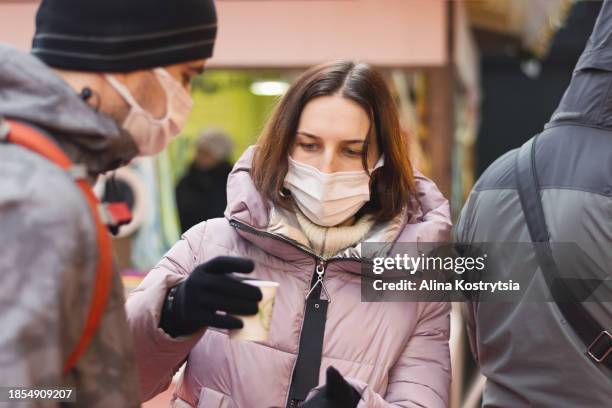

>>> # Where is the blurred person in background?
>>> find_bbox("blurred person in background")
[455,1,612,406]
[127,61,453,408]
[0,0,261,406]
[176,129,234,233]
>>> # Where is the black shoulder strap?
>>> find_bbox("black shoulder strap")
[515,135,612,369]
[286,264,329,407]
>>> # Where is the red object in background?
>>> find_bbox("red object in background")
[106,202,133,226]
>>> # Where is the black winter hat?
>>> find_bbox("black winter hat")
[32,0,217,72]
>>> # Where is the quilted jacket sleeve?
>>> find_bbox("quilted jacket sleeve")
[125,222,208,402]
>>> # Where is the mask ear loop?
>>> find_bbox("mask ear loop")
[105,73,172,122]
[154,68,194,119]
[153,68,185,94]
[152,69,179,122]
[373,154,385,170]
[105,74,142,109]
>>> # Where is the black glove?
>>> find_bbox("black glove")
[159,256,263,337]
[301,367,361,408]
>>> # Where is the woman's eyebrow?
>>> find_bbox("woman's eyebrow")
[296,132,366,145]
[296,131,319,139]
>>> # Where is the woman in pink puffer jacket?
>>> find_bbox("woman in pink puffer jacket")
[127,61,452,408]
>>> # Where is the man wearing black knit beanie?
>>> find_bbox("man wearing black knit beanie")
[0,1,261,406]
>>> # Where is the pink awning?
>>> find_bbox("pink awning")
[0,0,448,68]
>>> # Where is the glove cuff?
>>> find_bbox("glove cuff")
[159,284,186,337]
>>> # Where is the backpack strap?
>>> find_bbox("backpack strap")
[1,119,114,375]
[515,134,612,369]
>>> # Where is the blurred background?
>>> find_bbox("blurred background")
[0,0,603,406]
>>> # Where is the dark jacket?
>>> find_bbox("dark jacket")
[176,162,232,232]
[455,2,612,406]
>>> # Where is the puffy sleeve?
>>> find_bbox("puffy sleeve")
[125,221,208,401]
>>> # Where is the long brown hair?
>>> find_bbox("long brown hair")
[252,60,416,223]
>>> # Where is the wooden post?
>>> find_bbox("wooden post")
[426,66,454,200]
[424,0,455,201]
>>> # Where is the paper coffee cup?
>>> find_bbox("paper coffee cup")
[229,280,279,342]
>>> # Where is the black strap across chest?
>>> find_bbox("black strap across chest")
[286,265,329,407]
[515,135,612,371]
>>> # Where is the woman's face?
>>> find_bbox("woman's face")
[290,95,380,173]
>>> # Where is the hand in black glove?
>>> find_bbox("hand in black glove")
[301,366,361,408]
[159,256,263,337]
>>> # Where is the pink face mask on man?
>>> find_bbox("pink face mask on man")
[105,68,193,156]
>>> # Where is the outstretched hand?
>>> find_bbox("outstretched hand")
[159,256,262,337]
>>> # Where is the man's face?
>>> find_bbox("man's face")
[133,59,206,119]
[165,59,207,92]
[110,58,206,122]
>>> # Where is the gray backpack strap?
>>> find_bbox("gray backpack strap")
[515,135,612,369]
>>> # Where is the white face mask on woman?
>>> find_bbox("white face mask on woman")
[105,68,193,156]
[283,155,384,227]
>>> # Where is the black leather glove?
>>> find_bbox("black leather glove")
[159,256,263,337]
[301,367,361,408]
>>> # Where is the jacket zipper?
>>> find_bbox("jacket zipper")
[305,259,331,301]
[229,219,354,303]
[229,219,361,407]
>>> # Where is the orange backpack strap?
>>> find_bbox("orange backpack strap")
[1,119,113,375]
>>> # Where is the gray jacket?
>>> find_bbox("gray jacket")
[455,2,612,407]
[0,44,140,407]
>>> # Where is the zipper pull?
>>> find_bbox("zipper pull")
[305,261,331,302]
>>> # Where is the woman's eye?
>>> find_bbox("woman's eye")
[300,143,318,151]
[344,148,362,157]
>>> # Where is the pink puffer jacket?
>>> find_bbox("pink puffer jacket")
[126,146,452,408]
